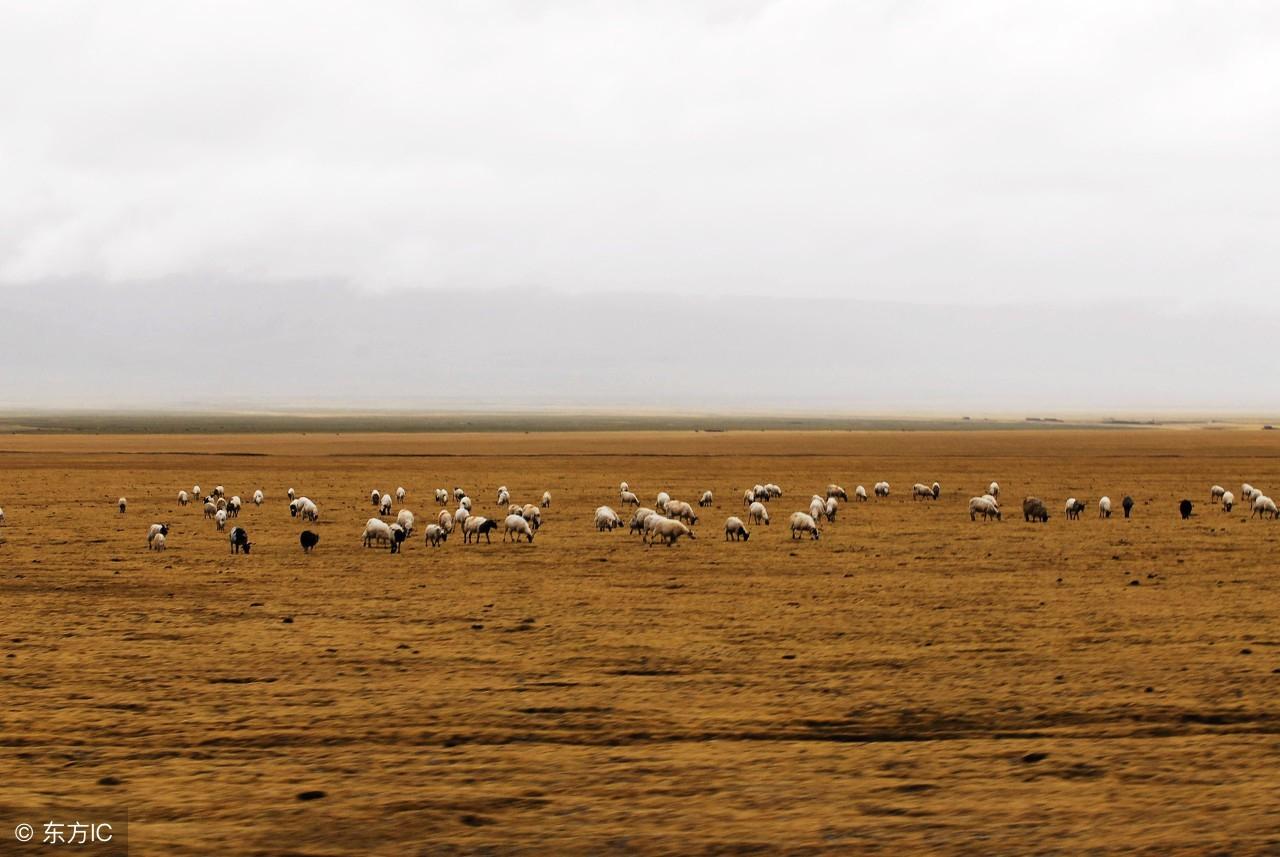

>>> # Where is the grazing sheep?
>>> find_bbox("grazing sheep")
[1251,495,1278,519]
[724,516,750,541]
[826,484,848,502]
[981,493,1000,508]
[521,504,543,531]
[295,498,320,522]
[459,496,473,512]
[809,496,826,521]
[227,496,242,518]
[380,494,393,516]
[1179,499,1194,519]
[541,491,552,508]
[371,489,382,507]
[213,486,225,498]
[647,516,694,546]
[463,515,499,544]
[178,490,189,506]
[655,492,671,513]
[193,485,202,501]
[854,485,868,502]
[874,481,890,498]
[823,497,838,522]
[388,523,407,553]
[454,487,467,501]
[699,490,714,507]
[497,487,510,506]
[118,497,127,513]
[216,497,227,511]
[300,531,320,552]
[968,496,1000,521]
[595,506,622,531]
[789,512,820,540]
[743,489,755,508]
[1242,484,1256,505]
[504,514,535,542]
[508,503,524,517]
[204,501,217,519]
[1022,497,1050,523]
[437,510,455,533]
[396,509,415,536]
[147,523,169,546]
[629,507,657,536]
[435,489,449,505]
[988,481,1000,499]
[454,507,471,531]
[150,532,166,551]
[425,524,448,547]
[765,484,782,499]
[363,518,394,548]
[620,490,640,508]
[396,486,406,502]
[748,501,770,526]
[911,484,934,501]
[286,488,295,501]
[1122,495,1134,518]
[228,526,251,554]
[1098,496,1112,518]
[1210,485,1226,503]
[1222,491,1234,512]
[253,489,264,506]
[215,509,228,531]
[620,481,630,494]
[1065,498,1086,520]
[666,500,699,525]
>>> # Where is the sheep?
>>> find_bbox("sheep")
[203,501,217,519]
[296,498,319,522]
[300,531,320,552]
[363,518,394,548]
[1022,497,1050,523]
[227,496,242,518]
[911,484,934,501]
[228,526,251,554]
[150,532,166,551]
[504,514,535,542]
[1098,496,1112,518]
[823,497,838,522]
[521,504,543,531]
[193,485,202,501]
[1251,495,1278,519]
[932,482,941,499]
[789,512,820,540]
[454,487,466,501]
[699,490,713,507]
[808,496,826,521]
[1179,499,1194,519]
[743,489,755,508]
[425,524,448,547]
[178,490,189,506]
[748,501,770,526]
[253,489,264,506]
[620,490,640,508]
[655,491,671,513]
[1210,485,1226,503]
[459,496,473,512]
[1065,498,1086,520]
[213,485,225,498]
[629,507,657,536]
[216,497,227,511]
[595,506,622,531]
[380,494,393,516]
[981,493,999,508]
[724,516,750,541]
[541,491,552,508]
[1122,495,1134,518]
[508,503,524,517]
[666,500,699,525]
[463,515,499,544]
[647,516,694,546]
[454,507,470,528]
[438,510,455,533]
[988,481,1000,499]
[286,487,295,501]
[765,484,782,499]
[1242,484,1256,504]
[215,509,228,531]
[620,481,630,494]
[396,509,415,536]
[147,523,169,546]
[826,484,848,501]
[1222,491,1234,512]
[497,487,510,506]
[874,481,890,498]
[435,489,449,505]
[388,523,407,553]
[371,489,382,507]
[854,485,868,502]
[396,486,406,502]
[968,496,1000,521]
[118,497,127,513]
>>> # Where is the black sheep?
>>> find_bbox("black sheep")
[1179,499,1193,520]
[229,527,252,554]
[1122,496,1134,518]
[300,531,320,553]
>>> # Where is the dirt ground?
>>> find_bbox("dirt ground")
[0,429,1277,855]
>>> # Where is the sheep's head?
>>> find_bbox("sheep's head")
[741,531,750,541]
[242,542,252,554]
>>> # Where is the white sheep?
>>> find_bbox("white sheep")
[874,481,890,497]
[396,509,415,536]
[655,491,671,513]
[215,509,228,531]
[435,488,449,505]
[253,489,264,506]
[911,483,934,501]
[178,490,189,506]
[371,489,382,507]
[396,486,406,502]
[118,497,127,513]
[854,485,868,502]
[462,515,497,544]
[293,498,319,522]
[620,481,630,494]
[1065,498,1085,520]
[932,482,941,498]
[988,481,1000,498]
[1252,495,1278,519]
[521,504,543,531]
[666,500,698,525]
[286,487,295,501]
[1210,485,1226,502]
[150,532,166,551]
[227,496,242,517]
[823,497,838,522]
[454,487,467,501]
[826,484,848,501]
[454,506,470,528]
[968,496,1000,521]
[1242,484,1257,504]
[809,496,826,521]
[541,491,552,508]
[193,485,202,501]
[438,510,455,533]
[620,490,640,508]
[748,501,770,526]
[724,516,750,541]
[213,485,225,498]
[1222,491,1234,512]
[363,517,394,547]
[1098,496,1112,518]
[789,512,820,540]
[765,484,782,499]
[425,523,448,547]
[203,501,217,518]
[647,516,693,546]
[595,506,622,531]
[147,523,169,546]
[699,490,714,507]
[380,494,393,516]
[497,487,510,506]
[459,496,473,512]
[504,514,535,542]
[629,507,657,536]
[216,497,227,511]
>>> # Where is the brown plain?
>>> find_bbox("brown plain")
[0,429,1277,855]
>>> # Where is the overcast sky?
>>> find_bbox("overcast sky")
[2,2,1277,411]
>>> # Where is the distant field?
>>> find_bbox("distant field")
[0,429,1278,854]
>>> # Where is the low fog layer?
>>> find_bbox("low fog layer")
[1,279,1272,414]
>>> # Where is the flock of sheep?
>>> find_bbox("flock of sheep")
[4,477,1274,558]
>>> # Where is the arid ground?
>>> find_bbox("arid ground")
[0,429,1277,855]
